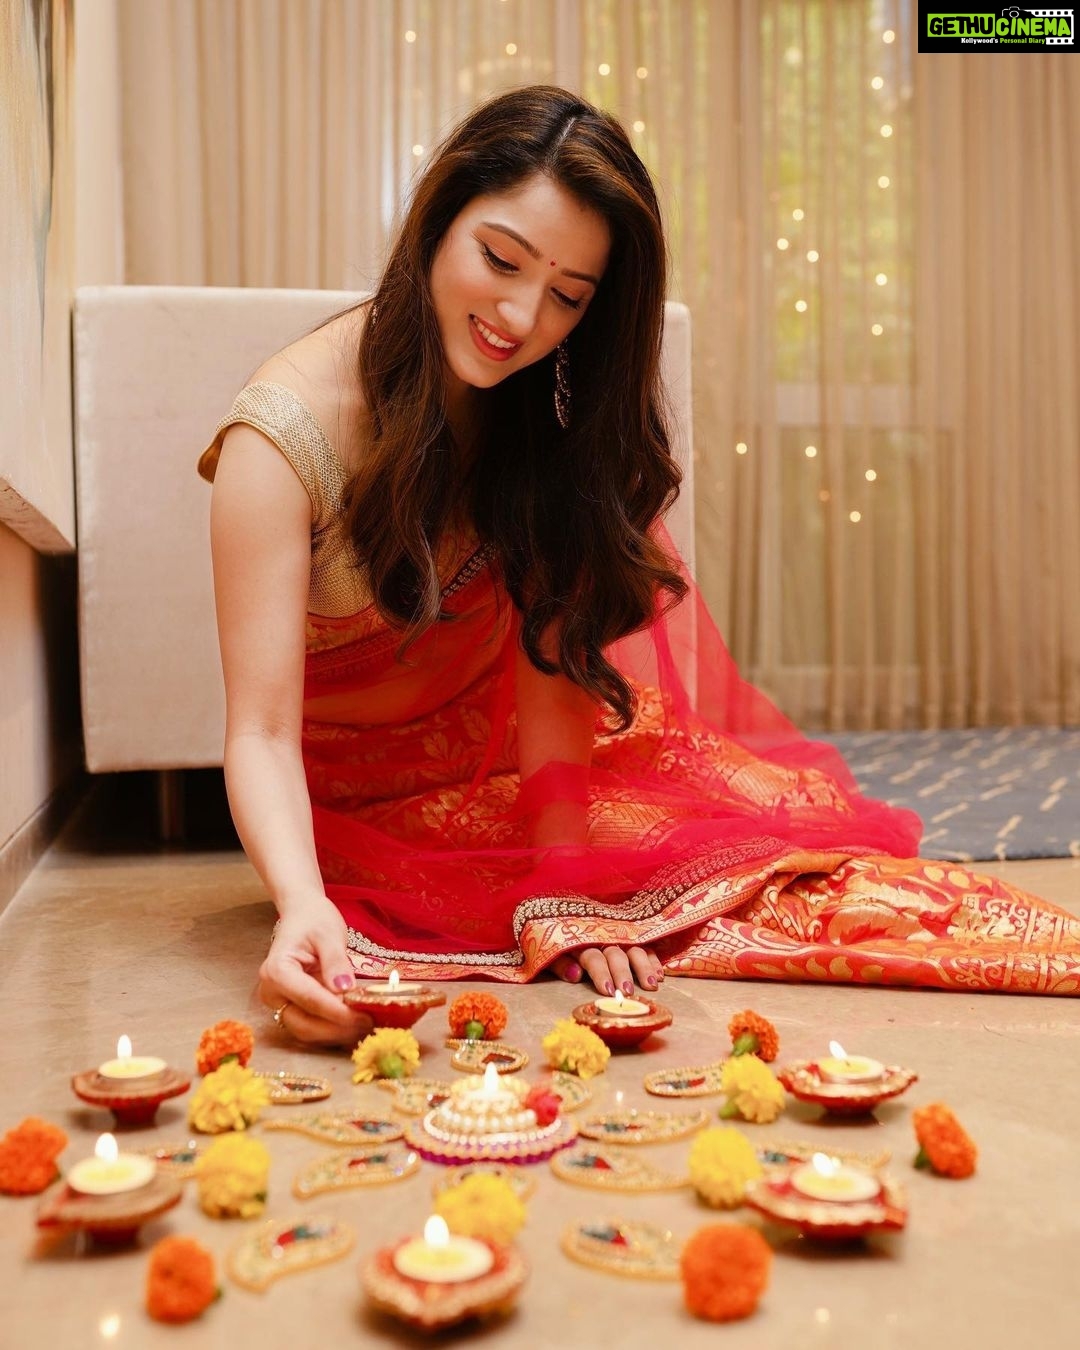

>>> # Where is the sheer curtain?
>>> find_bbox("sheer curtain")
[114,0,1080,729]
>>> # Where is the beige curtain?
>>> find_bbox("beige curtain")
[115,0,1080,729]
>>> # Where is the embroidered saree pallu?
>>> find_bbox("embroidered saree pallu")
[304,542,1080,998]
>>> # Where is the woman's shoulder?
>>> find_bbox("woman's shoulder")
[247,307,370,475]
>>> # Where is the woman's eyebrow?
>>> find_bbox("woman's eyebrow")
[480,221,600,286]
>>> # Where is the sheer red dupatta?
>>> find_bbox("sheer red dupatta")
[305,529,1080,995]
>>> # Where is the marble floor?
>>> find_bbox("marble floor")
[1,777,1078,1350]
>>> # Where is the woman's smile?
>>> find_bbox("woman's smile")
[469,315,522,361]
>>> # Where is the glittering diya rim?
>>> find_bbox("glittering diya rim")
[362,1240,528,1329]
[345,988,448,1009]
[571,999,673,1029]
[71,1066,191,1105]
[777,1061,918,1109]
[744,1171,908,1236]
[559,1218,682,1281]
[404,1115,577,1167]
[37,1171,183,1231]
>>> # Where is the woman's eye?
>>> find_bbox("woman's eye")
[554,291,583,311]
[480,243,516,273]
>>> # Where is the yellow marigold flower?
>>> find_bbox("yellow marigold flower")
[541,1019,610,1080]
[195,1134,270,1219]
[688,1126,764,1208]
[434,1173,526,1244]
[351,1027,421,1084]
[719,1055,785,1125]
[187,1061,270,1134]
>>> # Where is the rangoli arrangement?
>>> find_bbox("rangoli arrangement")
[1,991,980,1329]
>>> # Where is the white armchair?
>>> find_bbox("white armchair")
[73,287,694,827]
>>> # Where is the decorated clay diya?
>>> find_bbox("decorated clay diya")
[362,1215,528,1332]
[38,1136,181,1246]
[744,1154,908,1241]
[71,1064,191,1129]
[572,993,672,1049]
[777,1059,917,1116]
[344,970,447,1029]
[404,1064,576,1166]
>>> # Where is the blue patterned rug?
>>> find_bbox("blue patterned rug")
[819,727,1080,862]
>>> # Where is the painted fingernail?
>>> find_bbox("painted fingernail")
[564,961,582,982]
[646,977,657,988]
[604,981,615,996]
[333,974,354,991]
[622,981,634,996]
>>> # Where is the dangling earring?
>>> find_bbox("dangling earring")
[554,341,571,431]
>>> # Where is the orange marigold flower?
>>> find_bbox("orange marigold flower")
[195,1019,255,1075]
[680,1224,772,1322]
[448,993,508,1041]
[146,1235,218,1323]
[728,1010,779,1062]
[0,1117,68,1195]
[913,1103,977,1179]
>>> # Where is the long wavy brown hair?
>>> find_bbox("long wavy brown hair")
[343,85,686,730]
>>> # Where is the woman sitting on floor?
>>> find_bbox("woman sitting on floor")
[200,85,1080,1045]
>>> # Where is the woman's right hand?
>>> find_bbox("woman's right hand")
[258,897,374,1047]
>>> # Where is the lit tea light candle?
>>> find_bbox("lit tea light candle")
[67,1134,156,1196]
[363,969,423,996]
[817,1040,885,1084]
[790,1153,880,1203]
[97,1035,167,1080]
[594,989,651,1017]
[393,1215,495,1284]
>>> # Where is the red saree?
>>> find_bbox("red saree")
[305,535,1080,996]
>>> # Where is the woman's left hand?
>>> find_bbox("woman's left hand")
[551,945,665,995]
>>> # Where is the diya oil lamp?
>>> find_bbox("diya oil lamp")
[71,1035,191,1128]
[778,1040,917,1116]
[37,1132,182,1247]
[362,1214,527,1331]
[744,1151,907,1242]
[572,990,673,1049]
[344,969,447,1029]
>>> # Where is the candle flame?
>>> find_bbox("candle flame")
[614,1090,625,1109]
[388,969,400,992]
[117,1034,132,1059]
[828,1040,847,1059]
[614,989,625,1008]
[811,1152,840,1178]
[423,1215,450,1247]
[481,1062,500,1096]
[95,1133,119,1164]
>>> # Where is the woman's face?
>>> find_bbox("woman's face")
[429,173,611,403]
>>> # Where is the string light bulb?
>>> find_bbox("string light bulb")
[404,29,416,42]
[633,120,645,133]
[871,323,884,336]
[412,144,424,157]
[792,208,804,221]
[880,124,893,138]
[865,469,878,482]
[636,66,648,78]
[807,249,819,262]
[598,62,611,75]
[871,76,884,90]
[849,511,862,523]
[878,175,891,188]
[883,29,896,43]
[875,273,888,285]
[777,237,790,250]
[804,445,817,458]
[505,42,517,54]
[795,299,808,312]
[735,442,749,456]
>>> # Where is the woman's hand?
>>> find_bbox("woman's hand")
[551,946,665,995]
[258,898,374,1047]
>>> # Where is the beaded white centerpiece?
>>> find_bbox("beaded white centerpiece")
[405,1064,577,1165]
[427,1070,558,1146]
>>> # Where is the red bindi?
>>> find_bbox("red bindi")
[550,259,557,267]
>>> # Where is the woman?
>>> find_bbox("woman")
[201,86,1079,1045]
